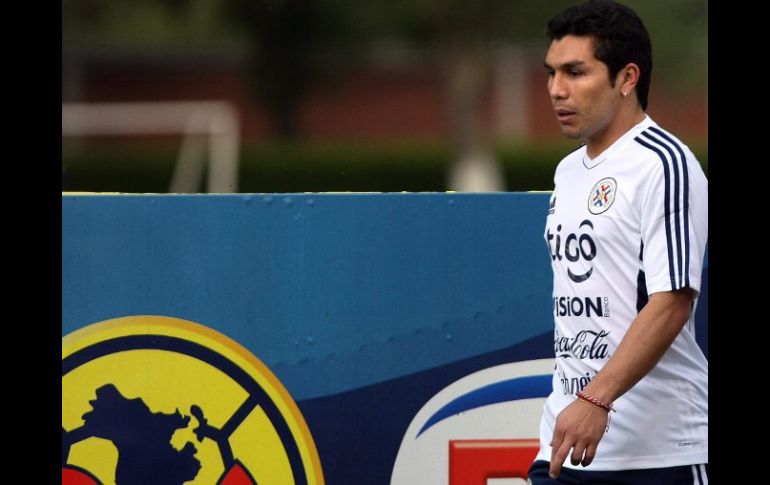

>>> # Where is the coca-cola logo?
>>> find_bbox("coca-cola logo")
[553,329,610,360]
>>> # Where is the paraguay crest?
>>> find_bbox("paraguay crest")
[62,316,324,485]
[588,177,617,215]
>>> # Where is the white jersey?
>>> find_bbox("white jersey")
[536,116,708,470]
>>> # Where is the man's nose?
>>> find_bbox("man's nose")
[549,74,568,100]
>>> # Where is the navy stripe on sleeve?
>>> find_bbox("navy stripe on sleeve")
[649,126,691,287]
[641,130,684,287]
[634,135,677,289]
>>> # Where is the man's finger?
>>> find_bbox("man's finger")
[570,442,585,466]
[549,440,571,479]
[550,426,564,453]
[581,443,597,467]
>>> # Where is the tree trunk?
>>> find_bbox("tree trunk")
[440,38,505,192]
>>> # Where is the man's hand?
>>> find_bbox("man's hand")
[548,398,609,479]
[547,289,694,478]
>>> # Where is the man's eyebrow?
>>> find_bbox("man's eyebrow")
[544,60,587,70]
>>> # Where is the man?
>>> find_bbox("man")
[530,1,708,483]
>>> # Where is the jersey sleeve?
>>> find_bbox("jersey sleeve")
[639,148,708,296]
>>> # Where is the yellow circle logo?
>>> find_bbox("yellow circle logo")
[62,316,324,485]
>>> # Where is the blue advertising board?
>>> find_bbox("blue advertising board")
[62,193,707,484]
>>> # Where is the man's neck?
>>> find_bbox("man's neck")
[586,108,646,159]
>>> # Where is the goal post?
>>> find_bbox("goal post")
[61,101,240,193]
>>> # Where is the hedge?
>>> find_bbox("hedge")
[62,139,707,194]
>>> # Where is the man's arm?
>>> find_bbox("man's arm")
[548,287,696,479]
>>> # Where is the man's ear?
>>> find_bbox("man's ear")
[619,63,640,95]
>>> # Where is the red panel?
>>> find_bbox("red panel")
[449,439,540,485]
[61,467,100,485]
[219,462,257,485]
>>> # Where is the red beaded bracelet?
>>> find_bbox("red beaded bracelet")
[576,391,616,413]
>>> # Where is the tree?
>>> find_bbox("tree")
[63,0,706,189]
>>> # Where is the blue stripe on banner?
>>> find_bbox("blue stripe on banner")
[417,374,552,437]
[298,331,555,484]
[642,130,683,287]
[650,126,691,287]
[634,136,677,289]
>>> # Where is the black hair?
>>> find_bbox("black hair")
[547,0,652,110]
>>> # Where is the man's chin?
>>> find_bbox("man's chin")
[559,127,583,139]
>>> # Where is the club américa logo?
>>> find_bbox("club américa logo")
[62,316,324,485]
[588,177,617,215]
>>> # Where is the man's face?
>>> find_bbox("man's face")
[544,35,621,143]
